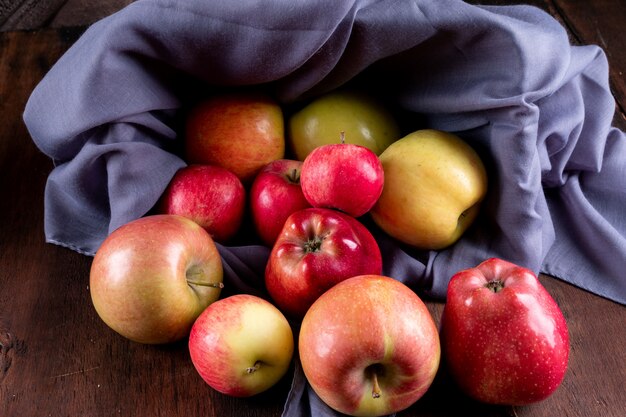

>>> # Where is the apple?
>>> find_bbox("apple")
[299,275,441,417]
[188,294,294,397]
[265,207,382,319]
[287,89,401,160]
[184,91,285,183]
[370,129,488,250]
[249,159,312,246]
[300,137,384,217]
[441,258,569,405]
[157,164,246,243]
[89,214,224,344]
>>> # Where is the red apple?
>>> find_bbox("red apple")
[300,137,384,217]
[184,91,285,183]
[188,294,294,397]
[265,207,382,319]
[157,164,246,243]
[90,215,224,344]
[249,159,312,246]
[299,275,441,417]
[441,258,570,405]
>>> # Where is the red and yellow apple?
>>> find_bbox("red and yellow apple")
[370,129,488,250]
[89,215,223,344]
[188,294,294,397]
[287,90,401,160]
[185,92,285,183]
[299,275,441,417]
[441,258,569,405]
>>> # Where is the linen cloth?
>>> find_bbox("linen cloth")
[23,0,626,415]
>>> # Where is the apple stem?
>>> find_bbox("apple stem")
[187,280,224,289]
[340,131,346,145]
[246,361,262,374]
[286,168,300,184]
[485,280,505,293]
[371,372,382,399]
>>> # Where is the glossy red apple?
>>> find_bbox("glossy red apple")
[265,207,382,319]
[90,215,224,344]
[249,159,311,246]
[188,294,294,397]
[184,91,285,183]
[157,164,246,243]
[299,275,441,417]
[441,257,570,405]
[300,137,384,217]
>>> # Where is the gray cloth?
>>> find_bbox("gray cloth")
[23,0,626,415]
[0,0,65,30]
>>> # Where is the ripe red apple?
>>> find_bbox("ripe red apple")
[300,137,384,217]
[157,164,246,243]
[441,258,570,405]
[184,91,285,183]
[188,294,294,397]
[265,207,382,319]
[90,215,224,344]
[249,159,311,246]
[299,275,441,417]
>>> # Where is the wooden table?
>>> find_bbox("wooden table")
[1,1,625,416]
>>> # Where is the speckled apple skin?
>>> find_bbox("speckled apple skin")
[441,258,570,405]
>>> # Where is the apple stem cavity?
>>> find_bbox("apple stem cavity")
[485,280,505,293]
[246,361,262,374]
[303,235,326,253]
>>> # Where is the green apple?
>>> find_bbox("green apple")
[287,90,401,160]
[370,129,488,250]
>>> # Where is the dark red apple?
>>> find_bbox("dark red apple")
[265,207,382,319]
[249,159,311,246]
[158,165,245,243]
[441,257,570,405]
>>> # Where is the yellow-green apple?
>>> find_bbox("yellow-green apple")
[299,275,440,417]
[265,208,382,319]
[441,258,569,405]
[300,140,384,217]
[89,215,223,344]
[157,164,246,243]
[185,92,285,183]
[370,129,488,250]
[249,159,312,246]
[188,294,294,397]
[287,90,401,160]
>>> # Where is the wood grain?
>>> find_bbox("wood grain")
[1,2,625,417]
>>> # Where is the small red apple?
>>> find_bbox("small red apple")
[300,135,384,217]
[265,207,382,319]
[157,164,246,243]
[90,215,223,344]
[249,159,311,246]
[441,257,570,405]
[299,275,441,417]
[184,91,285,183]
[188,294,294,397]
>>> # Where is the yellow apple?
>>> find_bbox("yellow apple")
[287,90,401,160]
[370,129,488,250]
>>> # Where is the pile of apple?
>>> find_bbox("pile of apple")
[89,90,570,416]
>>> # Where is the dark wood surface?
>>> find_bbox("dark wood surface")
[1,1,625,416]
